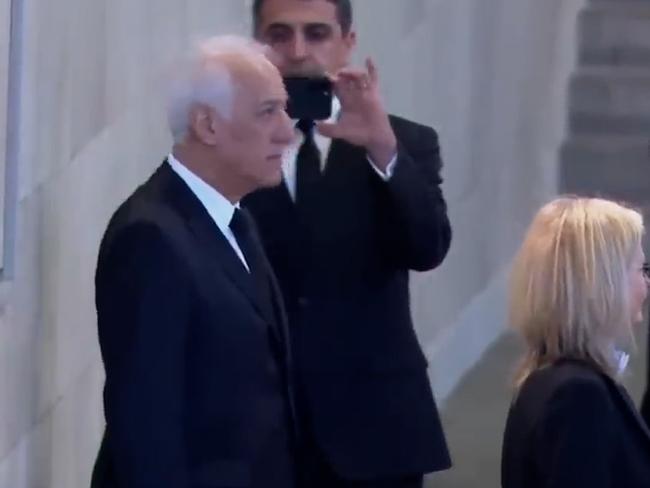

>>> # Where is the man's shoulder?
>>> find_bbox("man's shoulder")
[107,177,163,230]
[101,164,183,250]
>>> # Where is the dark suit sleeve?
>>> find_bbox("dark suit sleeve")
[383,123,451,271]
[96,223,191,487]
[534,378,615,488]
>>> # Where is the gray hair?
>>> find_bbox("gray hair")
[167,35,271,143]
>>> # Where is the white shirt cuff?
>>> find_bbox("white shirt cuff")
[367,153,398,181]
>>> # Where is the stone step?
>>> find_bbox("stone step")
[568,66,650,135]
[580,1,650,67]
[559,135,650,202]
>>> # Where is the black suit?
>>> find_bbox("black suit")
[243,115,452,484]
[91,162,297,488]
[641,319,650,424]
[502,358,650,488]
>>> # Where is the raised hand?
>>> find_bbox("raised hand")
[317,58,397,170]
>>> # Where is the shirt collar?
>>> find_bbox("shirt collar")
[167,153,238,232]
[613,348,630,376]
[328,96,341,125]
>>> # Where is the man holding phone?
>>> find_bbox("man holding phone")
[244,1,452,486]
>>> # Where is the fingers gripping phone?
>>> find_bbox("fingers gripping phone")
[283,76,333,120]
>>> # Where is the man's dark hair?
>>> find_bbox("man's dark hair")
[252,0,353,35]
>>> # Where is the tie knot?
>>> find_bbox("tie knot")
[229,208,249,237]
[295,119,315,136]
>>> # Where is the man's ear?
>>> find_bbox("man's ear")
[344,30,357,51]
[190,104,221,146]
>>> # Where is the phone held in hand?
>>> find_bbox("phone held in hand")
[284,76,333,120]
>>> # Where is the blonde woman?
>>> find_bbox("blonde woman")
[501,197,650,488]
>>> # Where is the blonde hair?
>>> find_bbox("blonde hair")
[509,196,644,387]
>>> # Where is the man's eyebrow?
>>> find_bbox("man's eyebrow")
[265,21,332,30]
[259,99,285,109]
[304,22,332,29]
[265,22,292,31]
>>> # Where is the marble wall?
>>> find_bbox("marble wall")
[0,0,585,486]
[0,0,11,263]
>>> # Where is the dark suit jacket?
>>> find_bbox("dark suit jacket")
[243,115,452,479]
[502,358,650,488]
[641,319,650,424]
[91,162,296,488]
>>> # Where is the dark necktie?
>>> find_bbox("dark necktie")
[229,208,275,322]
[295,119,321,206]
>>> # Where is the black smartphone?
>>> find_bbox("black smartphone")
[284,76,333,120]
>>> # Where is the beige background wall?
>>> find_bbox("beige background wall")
[0,0,585,486]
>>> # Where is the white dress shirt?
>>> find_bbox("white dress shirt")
[613,348,630,376]
[167,153,249,271]
[282,98,398,200]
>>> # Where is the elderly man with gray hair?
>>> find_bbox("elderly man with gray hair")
[90,35,297,488]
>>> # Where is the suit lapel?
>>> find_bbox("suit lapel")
[610,379,650,444]
[558,357,650,447]
[253,139,365,218]
[275,178,298,214]
[266,262,299,433]
[155,162,278,332]
[324,138,367,177]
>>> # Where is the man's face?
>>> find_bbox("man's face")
[215,61,293,193]
[256,0,356,76]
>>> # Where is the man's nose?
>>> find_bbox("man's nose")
[287,33,308,61]
[276,110,295,145]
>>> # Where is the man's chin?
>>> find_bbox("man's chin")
[259,173,283,189]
